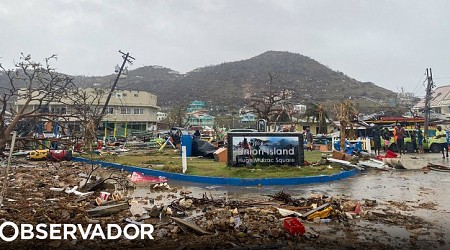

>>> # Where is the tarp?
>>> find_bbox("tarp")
[192,138,218,158]
[130,172,168,183]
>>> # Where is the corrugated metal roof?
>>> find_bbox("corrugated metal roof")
[414,84,450,109]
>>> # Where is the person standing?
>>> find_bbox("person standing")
[382,127,391,152]
[435,126,448,159]
[395,123,406,155]
[371,124,382,155]
[306,129,314,151]
[410,127,417,153]
[416,125,424,154]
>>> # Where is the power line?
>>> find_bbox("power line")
[413,84,425,97]
[411,73,427,95]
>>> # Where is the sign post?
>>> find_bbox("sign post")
[182,146,187,173]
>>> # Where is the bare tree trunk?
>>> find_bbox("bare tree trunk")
[340,121,346,153]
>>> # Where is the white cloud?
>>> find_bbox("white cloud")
[0,0,449,94]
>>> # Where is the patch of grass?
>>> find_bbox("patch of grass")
[143,159,166,165]
[91,149,340,178]
[161,165,183,173]
[185,164,337,178]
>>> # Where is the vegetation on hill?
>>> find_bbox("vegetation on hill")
[0,51,397,114]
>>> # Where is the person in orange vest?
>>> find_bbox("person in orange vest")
[393,124,398,142]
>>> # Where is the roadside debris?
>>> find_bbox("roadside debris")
[427,163,450,172]
[170,217,213,235]
[130,171,168,184]
[283,217,305,236]
[86,202,129,217]
[0,160,445,249]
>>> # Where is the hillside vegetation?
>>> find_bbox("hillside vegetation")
[0,51,396,112]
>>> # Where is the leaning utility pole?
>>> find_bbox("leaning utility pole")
[424,68,434,138]
[0,131,17,207]
[100,50,135,116]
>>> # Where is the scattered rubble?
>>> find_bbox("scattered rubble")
[0,160,447,249]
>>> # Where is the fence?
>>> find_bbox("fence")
[332,137,372,155]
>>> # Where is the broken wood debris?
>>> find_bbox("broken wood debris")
[86,202,128,217]
[170,217,213,235]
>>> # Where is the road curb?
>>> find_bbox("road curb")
[73,157,359,186]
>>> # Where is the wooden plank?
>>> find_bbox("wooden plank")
[170,217,213,235]
[281,205,312,211]
[300,203,330,220]
[428,163,450,172]
[86,203,128,217]
[84,178,105,191]
[327,158,362,170]
[99,200,123,206]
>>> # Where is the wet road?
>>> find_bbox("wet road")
[131,152,450,247]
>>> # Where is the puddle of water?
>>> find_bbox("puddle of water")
[124,153,450,244]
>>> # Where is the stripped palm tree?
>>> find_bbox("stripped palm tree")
[334,101,358,152]
[305,102,329,134]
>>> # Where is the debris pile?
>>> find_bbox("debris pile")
[0,161,444,249]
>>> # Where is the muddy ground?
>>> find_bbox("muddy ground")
[0,159,449,249]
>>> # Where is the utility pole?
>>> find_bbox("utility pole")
[424,68,434,138]
[0,131,17,206]
[101,50,135,115]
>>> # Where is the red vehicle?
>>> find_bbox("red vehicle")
[47,150,73,161]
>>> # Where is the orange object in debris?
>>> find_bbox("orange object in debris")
[307,206,333,220]
[283,217,305,236]
[214,148,227,162]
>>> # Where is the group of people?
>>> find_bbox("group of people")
[372,123,448,158]
[372,123,424,156]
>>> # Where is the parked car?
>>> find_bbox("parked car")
[47,150,73,161]
[381,128,445,153]
[28,149,73,161]
[381,129,414,152]
[28,149,49,160]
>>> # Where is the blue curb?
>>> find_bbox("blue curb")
[72,157,359,186]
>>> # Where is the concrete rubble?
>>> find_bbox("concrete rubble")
[0,160,448,249]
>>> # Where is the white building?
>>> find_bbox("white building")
[293,104,307,115]
[157,112,168,122]
[413,85,450,115]
[14,88,160,135]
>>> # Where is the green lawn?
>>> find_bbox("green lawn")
[81,149,341,178]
